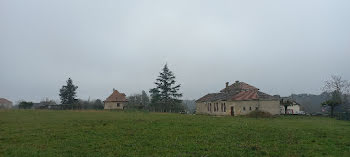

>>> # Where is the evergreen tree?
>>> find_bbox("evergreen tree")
[150,88,161,111]
[59,78,78,105]
[149,64,183,112]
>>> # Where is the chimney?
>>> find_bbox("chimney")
[113,88,115,92]
[235,80,239,83]
[226,82,229,88]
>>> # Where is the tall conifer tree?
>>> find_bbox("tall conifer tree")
[150,64,183,112]
[59,78,78,105]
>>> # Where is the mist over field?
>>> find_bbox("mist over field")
[1,0,350,103]
[1,1,350,156]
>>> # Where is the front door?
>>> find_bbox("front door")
[231,106,234,116]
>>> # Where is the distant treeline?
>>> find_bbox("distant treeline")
[290,92,350,113]
[12,97,196,113]
[14,99,104,110]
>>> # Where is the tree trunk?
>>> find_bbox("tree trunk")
[331,106,334,118]
[284,106,288,115]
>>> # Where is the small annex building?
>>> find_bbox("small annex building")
[0,98,13,109]
[280,97,303,114]
[104,89,128,110]
[196,81,280,116]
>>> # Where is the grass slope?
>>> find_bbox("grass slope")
[0,110,350,157]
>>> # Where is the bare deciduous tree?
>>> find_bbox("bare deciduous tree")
[323,75,350,95]
[322,75,350,117]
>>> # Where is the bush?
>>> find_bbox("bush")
[246,110,273,118]
[18,101,34,109]
[336,112,350,121]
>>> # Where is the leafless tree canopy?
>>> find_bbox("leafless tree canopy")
[323,75,350,94]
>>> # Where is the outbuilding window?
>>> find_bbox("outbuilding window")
[117,103,120,107]
[249,107,252,111]
[243,107,246,111]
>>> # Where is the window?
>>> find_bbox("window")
[256,107,258,110]
[224,104,226,112]
[249,107,252,111]
[243,107,246,111]
[117,103,120,107]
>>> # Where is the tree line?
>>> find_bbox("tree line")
[17,63,350,117]
[282,75,350,118]
[57,64,185,112]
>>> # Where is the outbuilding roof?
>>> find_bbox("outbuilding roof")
[0,98,12,104]
[104,90,128,102]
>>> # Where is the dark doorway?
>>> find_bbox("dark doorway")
[231,106,234,116]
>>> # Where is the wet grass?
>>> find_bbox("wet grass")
[0,110,349,157]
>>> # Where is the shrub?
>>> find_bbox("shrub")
[246,110,273,118]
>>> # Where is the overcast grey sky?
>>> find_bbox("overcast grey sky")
[1,0,350,103]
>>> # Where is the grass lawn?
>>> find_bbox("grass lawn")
[0,110,350,157]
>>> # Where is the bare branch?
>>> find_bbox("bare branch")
[323,75,350,94]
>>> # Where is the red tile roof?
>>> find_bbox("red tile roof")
[220,81,258,93]
[104,90,128,102]
[0,98,12,104]
[196,81,277,102]
[231,90,258,101]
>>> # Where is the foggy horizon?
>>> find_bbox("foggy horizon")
[1,0,350,103]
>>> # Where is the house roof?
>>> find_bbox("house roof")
[104,90,128,102]
[0,98,12,104]
[196,81,277,102]
[220,81,258,93]
[196,93,229,102]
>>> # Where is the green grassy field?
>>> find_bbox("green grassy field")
[0,110,349,157]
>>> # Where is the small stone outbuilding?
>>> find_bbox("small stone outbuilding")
[0,98,13,109]
[196,81,280,116]
[280,97,303,114]
[104,89,128,110]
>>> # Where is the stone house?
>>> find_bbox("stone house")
[104,89,128,110]
[196,81,280,116]
[280,104,302,114]
[280,98,303,114]
[0,98,13,109]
